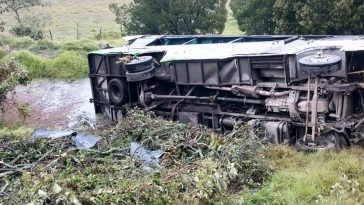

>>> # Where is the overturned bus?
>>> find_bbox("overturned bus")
[88,35,364,151]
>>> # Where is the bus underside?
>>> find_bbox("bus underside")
[88,35,364,150]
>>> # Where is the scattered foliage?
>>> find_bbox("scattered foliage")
[0,109,271,204]
[1,110,364,204]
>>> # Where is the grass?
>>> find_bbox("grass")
[0,36,35,49]
[11,50,89,79]
[0,0,241,81]
[0,0,240,42]
[1,0,131,41]
[29,39,59,51]
[0,34,128,79]
[223,0,243,35]
[244,146,364,205]
[1,111,364,204]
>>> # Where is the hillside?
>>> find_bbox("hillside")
[1,0,241,42]
[1,0,131,41]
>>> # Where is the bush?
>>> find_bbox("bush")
[10,15,48,40]
[10,23,44,40]
[13,50,88,79]
[62,40,99,52]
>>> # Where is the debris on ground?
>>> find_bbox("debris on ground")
[33,129,100,149]
[0,109,271,204]
[130,142,164,169]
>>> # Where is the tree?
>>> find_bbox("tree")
[230,0,275,34]
[110,0,228,35]
[109,3,130,35]
[296,0,363,34]
[231,0,364,35]
[273,0,302,34]
[0,0,43,23]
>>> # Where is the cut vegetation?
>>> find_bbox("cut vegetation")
[0,111,363,204]
[1,0,364,204]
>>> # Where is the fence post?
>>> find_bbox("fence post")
[99,26,102,39]
[49,29,53,42]
[77,23,80,39]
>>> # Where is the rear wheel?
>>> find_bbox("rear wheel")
[108,78,126,106]
[295,137,335,152]
[295,131,349,152]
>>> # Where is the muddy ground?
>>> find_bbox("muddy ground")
[1,79,104,129]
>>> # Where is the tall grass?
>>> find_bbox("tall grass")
[0,36,35,49]
[62,40,99,52]
[0,36,100,79]
[12,50,88,79]
[244,146,364,205]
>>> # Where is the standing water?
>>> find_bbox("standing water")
[1,79,105,129]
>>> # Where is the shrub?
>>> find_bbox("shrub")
[10,23,44,40]
[10,15,48,40]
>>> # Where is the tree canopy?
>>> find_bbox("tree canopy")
[0,0,43,23]
[231,0,364,35]
[230,0,275,34]
[110,0,228,35]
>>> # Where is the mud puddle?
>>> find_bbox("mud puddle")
[1,79,108,129]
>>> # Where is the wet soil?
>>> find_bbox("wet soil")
[1,79,98,129]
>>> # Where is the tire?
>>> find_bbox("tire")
[126,67,155,82]
[108,78,126,105]
[125,56,154,73]
[299,53,341,75]
[295,137,335,152]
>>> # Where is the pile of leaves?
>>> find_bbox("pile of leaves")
[0,109,272,204]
